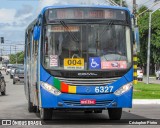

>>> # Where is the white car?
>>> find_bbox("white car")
[137,67,143,81]
[156,70,160,80]
[6,68,11,75]
[2,66,6,70]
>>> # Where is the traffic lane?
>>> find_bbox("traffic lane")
[128,105,160,119]
[33,106,159,125]
[0,70,146,120]
[0,71,39,119]
[1,70,160,125]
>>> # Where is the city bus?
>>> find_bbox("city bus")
[24,5,134,120]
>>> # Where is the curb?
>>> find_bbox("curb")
[133,99,160,104]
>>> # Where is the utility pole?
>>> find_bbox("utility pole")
[133,0,137,26]
[133,0,136,13]
[10,45,11,55]
[146,12,152,84]
[120,0,123,6]
[15,45,17,64]
[146,7,160,84]
[132,0,138,85]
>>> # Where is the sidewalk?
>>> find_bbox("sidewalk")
[133,99,160,104]
[142,76,160,84]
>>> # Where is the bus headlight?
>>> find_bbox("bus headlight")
[114,82,132,96]
[41,82,61,96]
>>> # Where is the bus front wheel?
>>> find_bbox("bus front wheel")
[108,108,122,120]
[40,108,53,120]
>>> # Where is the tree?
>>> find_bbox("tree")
[9,51,24,64]
[137,6,160,74]
[112,0,127,7]
[137,6,149,70]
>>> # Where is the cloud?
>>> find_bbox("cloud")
[0,4,36,42]
[0,5,35,30]
[15,4,33,18]
[38,0,109,11]
[0,8,16,24]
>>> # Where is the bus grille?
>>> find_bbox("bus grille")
[55,77,120,86]
[63,100,113,106]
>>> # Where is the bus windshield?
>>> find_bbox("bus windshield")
[42,22,132,71]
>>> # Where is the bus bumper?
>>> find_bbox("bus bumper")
[40,86,133,109]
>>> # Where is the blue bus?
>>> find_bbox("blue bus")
[24,5,134,120]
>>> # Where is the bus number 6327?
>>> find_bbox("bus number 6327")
[95,86,113,93]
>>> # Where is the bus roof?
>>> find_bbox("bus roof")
[40,5,131,15]
[26,5,131,31]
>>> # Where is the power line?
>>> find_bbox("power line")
[109,0,119,6]
[138,0,151,7]
[105,0,119,6]
[137,1,160,17]
[8,0,40,2]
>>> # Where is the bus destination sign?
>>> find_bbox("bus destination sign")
[48,8,126,21]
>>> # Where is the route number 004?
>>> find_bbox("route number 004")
[95,86,113,93]
[67,60,81,65]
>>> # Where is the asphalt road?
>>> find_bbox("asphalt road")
[0,70,160,127]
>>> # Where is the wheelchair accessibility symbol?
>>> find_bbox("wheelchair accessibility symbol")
[89,57,101,69]
[91,59,99,68]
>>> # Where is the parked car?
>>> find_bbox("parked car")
[9,64,24,79]
[6,64,13,75]
[10,68,16,79]
[0,71,6,95]
[13,68,24,84]
[137,67,143,81]
[155,70,160,80]
[2,64,6,70]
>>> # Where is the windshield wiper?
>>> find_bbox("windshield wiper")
[95,21,113,55]
[59,21,79,43]
[99,21,113,40]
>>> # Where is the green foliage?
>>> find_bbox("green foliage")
[112,0,128,7]
[137,6,160,73]
[9,51,24,64]
[137,6,149,68]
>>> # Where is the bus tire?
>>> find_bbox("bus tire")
[1,88,6,95]
[1,80,6,95]
[40,108,52,120]
[28,100,37,112]
[108,108,122,120]
[94,110,102,113]
[84,110,92,113]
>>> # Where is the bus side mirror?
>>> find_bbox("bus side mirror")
[33,26,40,41]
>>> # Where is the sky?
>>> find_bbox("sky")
[0,0,160,55]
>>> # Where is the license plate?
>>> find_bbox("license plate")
[64,58,84,70]
[80,99,96,105]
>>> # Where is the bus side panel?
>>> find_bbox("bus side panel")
[40,65,51,82]
[24,33,28,99]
